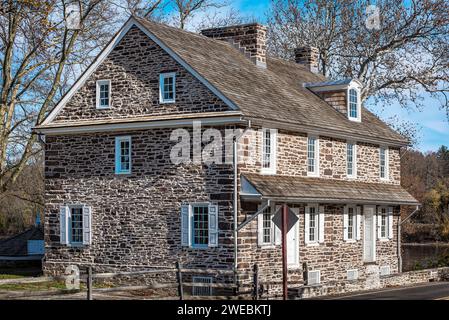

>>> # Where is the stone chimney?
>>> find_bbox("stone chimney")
[295,46,319,73]
[201,23,267,68]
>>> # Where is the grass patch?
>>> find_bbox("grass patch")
[0,274,24,280]
[0,281,66,291]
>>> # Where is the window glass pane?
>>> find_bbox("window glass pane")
[347,143,354,176]
[262,208,272,244]
[380,148,386,178]
[162,75,174,101]
[309,206,316,242]
[348,207,354,239]
[193,205,209,246]
[99,82,109,107]
[70,208,83,243]
[308,137,316,173]
[262,130,271,169]
[349,89,358,118]
[381,208,387,238]
[118,138,131,173]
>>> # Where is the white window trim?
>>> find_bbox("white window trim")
[305,204,324,246]
[257,202,276,248]
[379,146,389,181]
[115,136,132,175]
[344,205,358,242]
[260,128,277,175]
[96,79,111,109]
[379,265,391,277]
[346,142,357,179]
[159,72,176,104]
[347,85,361,122]
[377,206,391,241]
[307,136,320,177]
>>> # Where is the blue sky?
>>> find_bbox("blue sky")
[229,0,448,152]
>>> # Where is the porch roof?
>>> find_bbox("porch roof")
[241,174,419,206]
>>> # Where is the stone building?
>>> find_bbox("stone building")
[35,16,419,298]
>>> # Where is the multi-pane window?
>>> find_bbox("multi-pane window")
[262,210,272,244]
[307,136,319,176]
[115,136,131,174]
[348,88,358,119]
[262,130,271,169]
[96,80,111,109]
[261,129,277,174]
[160,73,176,103]
[192,205,209,247]
[70,207,83,244]
[380,147,388,179]
[309,206,317,242]
[347,207,355,240]
[380,207,387,239]
[347,143,356,178]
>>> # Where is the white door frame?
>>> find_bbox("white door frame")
[363,205,377,262]
[287,208,300,269]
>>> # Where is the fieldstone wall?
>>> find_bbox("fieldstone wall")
[43,127,235,275]
[238,128,401,185]
[53,26,230,123]
[236,203,400,296]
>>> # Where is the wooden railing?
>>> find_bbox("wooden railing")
[0,262,261,300]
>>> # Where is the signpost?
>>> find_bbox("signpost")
[272,204,298,300]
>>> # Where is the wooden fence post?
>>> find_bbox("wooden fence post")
[176,261,184,300]
[253,264,259,300]
[87,266,93,300]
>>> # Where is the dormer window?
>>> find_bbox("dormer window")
[347,87,361,122]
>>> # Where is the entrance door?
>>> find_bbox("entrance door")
[287,208,300,268]
[363,205,376,262]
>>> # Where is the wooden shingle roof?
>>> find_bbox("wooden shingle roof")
[136,18,408,145]
[243,173,419,205]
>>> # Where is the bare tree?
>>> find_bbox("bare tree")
[267,0,449,114]
[0,1,127,198]
[173,0,226,29]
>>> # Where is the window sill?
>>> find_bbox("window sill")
[260,170,277,175]
[96,106,111,110]
[344,239,357,243]
[160,100,176,104]
[347,175,357,179]
[258,244,277,249]
[305,242,320,247]
[378,238,390,242]
[306,172,320,178]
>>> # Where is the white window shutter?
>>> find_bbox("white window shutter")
[208,204,219,247]
[356,206,362,240]
[82,206,92,245]
[377,208,382,239]
[319,206,325,243]
[181,205,191,247]
[388,207,394,239]
[304,206,310,245]
[59,206,68,245]
[275,204,282,245]
[343,206,348,241]
[257,210,263,246]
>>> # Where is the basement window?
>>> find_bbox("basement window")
[307,270,321,285]
[192,276,213,296]
[159,72,176,103]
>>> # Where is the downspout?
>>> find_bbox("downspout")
[398,205,420,273]
[233,120,251,287]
